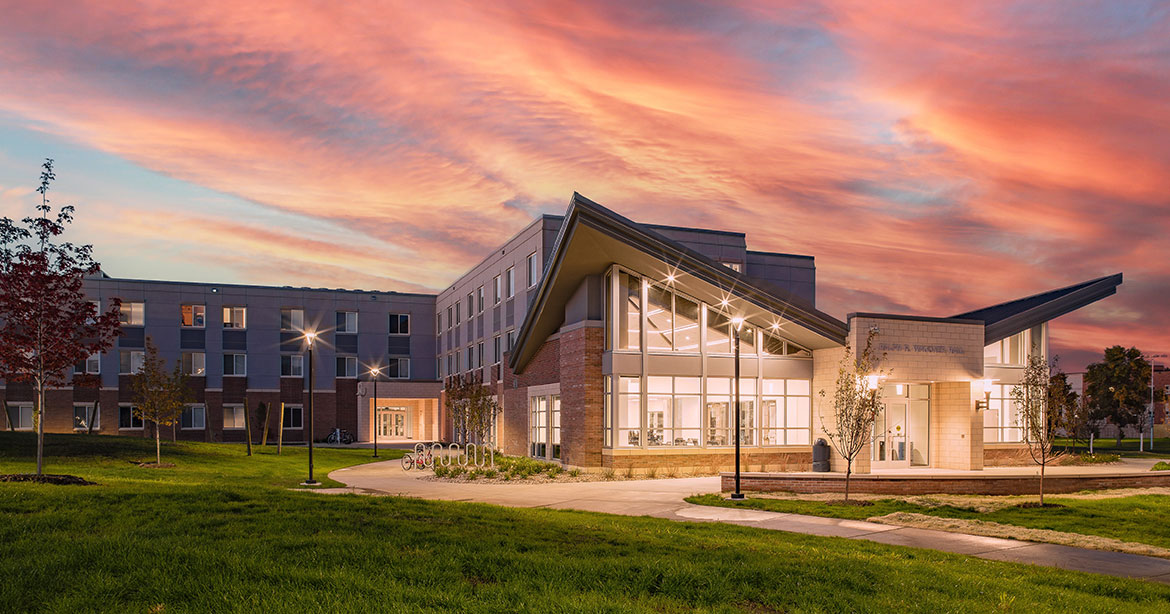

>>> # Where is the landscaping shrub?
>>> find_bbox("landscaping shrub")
[1152,461,1170,471]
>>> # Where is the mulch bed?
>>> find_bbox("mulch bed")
[0,474,95,486]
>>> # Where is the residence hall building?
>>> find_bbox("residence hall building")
[2,192,1124,475]
[0,278,441,444]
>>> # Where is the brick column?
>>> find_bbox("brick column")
[558,325,604,468]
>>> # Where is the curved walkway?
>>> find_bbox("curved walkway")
[323,461,1170,585]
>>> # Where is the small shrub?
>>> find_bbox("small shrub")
[623,467,636,479]
[665,469,678,479]
[645,467,657,479]
[433,465,449,478]
[546,466,562,478]
[602,468,616,481]
[448,465,466,478]
[466,470,479,481]
[1152,461,1170,471]
[482,468,498,479]
[568,468,581,478]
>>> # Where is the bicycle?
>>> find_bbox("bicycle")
[401,442,434,470]
[325,428,355,444]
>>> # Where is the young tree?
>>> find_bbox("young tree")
[130,338,192,465]
[1085,346,1150,446]
[1013,355,1061,505]
[0,159,121,475]
[445,372,499,446]
[818,328,885,502]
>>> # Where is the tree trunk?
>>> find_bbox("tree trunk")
[1115,428,1123,447]
[3,403,15,432]
[1043,456,1053,505]
[155,422,162,465]
[35,381,46,476]
[86,400,99,435]
[844,460,852,502]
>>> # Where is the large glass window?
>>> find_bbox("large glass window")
[645,376,702,447]
[706,308,731,354]
[674,295,700,352]
[617,377,641,447]
[645,284,673,351]
[706,379,755,445]
[618,271,640,351]
[985,331,1029,366]
[529,394,560,460]
[984,384,1023,442]
[760,379,812,445]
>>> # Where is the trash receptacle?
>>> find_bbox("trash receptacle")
[812,438,831,472]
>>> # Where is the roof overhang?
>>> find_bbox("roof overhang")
[952,273,1123,346]
[508,193,848,373]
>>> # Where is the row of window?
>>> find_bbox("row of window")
[603,376,814,449]
[443,330,517,377]
[77,351,409,379]
[440,250,540,331]
[607,269,811,357]
[119,302,411,335]
[3,403,306,432]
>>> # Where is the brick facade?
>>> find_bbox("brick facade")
[558,325,604,467]
[722,471,1170,495]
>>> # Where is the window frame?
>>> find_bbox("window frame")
[527,251,540,288]
[180,405,206,430]
[73,403,100,431]
[223,353,247,377]
[118,405,144,430]
[280,354,305,378]
[5,403,34,431]
[282,404,304,430]
[180,304,206,328]
[493,275,502,304]
[505,267,515,298]
[223,306,247,329]
[388,357,410,379]
[280,308,305,332]
[118,301,145,326]
[74,353,100,375]
[336,311,358,334]
[182,351,206,377]
[388,313,411,336]
[119,350,145,375]
[336,355,358,378]
[223,404,246,430]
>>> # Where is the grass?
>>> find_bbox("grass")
[1054,437,1170,459]
[2,433,1170,613]
[687,493,1170,549]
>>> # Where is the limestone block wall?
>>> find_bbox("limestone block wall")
[932,381,981,470]
[850,316,984,382]
[811,346,872,473]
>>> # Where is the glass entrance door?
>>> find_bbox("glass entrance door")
[872,384,929,470]
[376,407,409,440]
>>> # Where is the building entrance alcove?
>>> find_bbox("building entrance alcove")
[872,384,930,470]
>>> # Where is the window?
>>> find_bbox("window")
[456,302,461,325]
[467,346,476,369]
[706,378,756,446]
[223,405,246,429]
[280,308,304,331]
[118,301,145,326]
[984,384,1023,442]
[182,352,206,376]
[603,376,613,447]
[617,271,641,351]
[985,331,1029,366]
[477,342,484,369]
[180,405,206,430]
[280,354,304,377]
[119,350,145,375]
[505,267,515,298]
[73,404,99,431]
[223,353,247,376]
[119,405,143,430]
[387,357,410,379]
[645,377,702,447]
[467,292,474,317]
[617,377,641,447]
[223,306,247,329]
[389,313,410,335]
[5,403,33,430]
[477,286,485,313]
[760,379,812,446]
[529,394,561,460]
[674,295,700,352]
[336,356,358,378]
[336,311,358,333]
[282,404,303,429]
[527,251,540,287]
[493,275,502,304]
[493,335,502,363]
[721,261,743,273]
[507,330,517,353]
[74,353,100,375]
[706,308,730,353]
[181,304,205,328]
[446,306,453,329]
[646,284,673,351]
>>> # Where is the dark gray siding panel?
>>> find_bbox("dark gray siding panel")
[388,336,411,355]
[222,330,247,351]
[119,328,145,348]
[335,333,358,354]
[179,329,205,350]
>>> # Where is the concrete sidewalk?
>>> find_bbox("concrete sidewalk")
[321,461,1170,585]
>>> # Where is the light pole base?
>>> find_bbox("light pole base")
[300,480,320,486]
[730,492,745,500]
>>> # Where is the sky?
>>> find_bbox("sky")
[0,1,1166,371]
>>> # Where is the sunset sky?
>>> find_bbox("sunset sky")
[0,1,1166,371]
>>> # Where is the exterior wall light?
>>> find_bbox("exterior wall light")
[975,378,994,411]
[864,374,880,391]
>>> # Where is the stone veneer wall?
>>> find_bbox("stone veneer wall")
[932,381,980,470]
[811,346,868,473]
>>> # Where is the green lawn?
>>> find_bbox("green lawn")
[687,493,1170,549]
[3,434,1170,613]
[1054,437,1170,459]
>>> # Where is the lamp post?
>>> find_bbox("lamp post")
[1145,353,1167,452]
[370,366,381,458]
[730,316,745,500]
[304,331,318,485]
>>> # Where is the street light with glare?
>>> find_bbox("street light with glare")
[730,315,745,500]
[370,365,382,459]
[303,331,319,485]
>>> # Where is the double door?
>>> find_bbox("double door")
[376,408,409,440]
[872,384,930,470]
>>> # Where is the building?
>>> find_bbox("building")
[0,278,440,443]
[1,192,1124,474]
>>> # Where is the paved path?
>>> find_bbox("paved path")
[323,461,1170,585]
